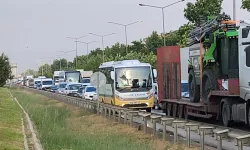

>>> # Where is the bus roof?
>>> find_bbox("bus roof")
[99,60,151,68]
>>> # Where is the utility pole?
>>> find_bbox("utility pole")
[139,0,185,46]
[57,49,76,70]
[89,33,115,62]
[78,40,98,57]
[108,20,142,54]
[233,0,236,20]
[66,35,88,69]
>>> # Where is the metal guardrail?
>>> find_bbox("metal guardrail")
[20,86,250,150]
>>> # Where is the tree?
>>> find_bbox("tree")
[242,0,250,11]
[177,23,194,47]
[0,53,12,86]
[51,59,68,72]
[144,31,162,54]
[24,69,37,76]
[184,0,223,25]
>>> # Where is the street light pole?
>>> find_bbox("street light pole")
[101,37,104,61]
[57,49,77,70]
[66,35,88,69]
[108,20,142,54]
[89,33,115,62]
[139,0,185,46]
[161,8,166,46]
[124,26,128,53]
[75,41,78,68]
[78,40,98,56]
[233,0,236,20]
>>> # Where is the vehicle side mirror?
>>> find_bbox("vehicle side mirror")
[110,71,115,80]
[153,69,157,78]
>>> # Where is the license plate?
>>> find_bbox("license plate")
[130,102,140,104]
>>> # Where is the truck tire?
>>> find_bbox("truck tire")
[222,101,232,127]
[188,69,200,103]
[146,108,151,113]
[247,104,250,128]
[202,69,217,104]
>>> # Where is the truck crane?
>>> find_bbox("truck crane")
[157,14,250,127]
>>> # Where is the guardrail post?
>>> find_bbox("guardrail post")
[104,105,108,116]
[99,103,103,115]
[128,111,139,127]
[112,107,116,121]
[199,126,214,150]
[161,117,174,140]
[96,101,100,115]
[214,129,229,150]
[172,120,187,143]
[185,123,200,147]
[150,115,162,137]
[118,108,122,123]
[122,109,128,124]
[139,112,151,134]
[236,134,250,150]
[108,106,112,118]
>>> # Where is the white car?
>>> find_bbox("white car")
[56,82,67,94]
[83,86,97,100]
[65,83,83,97]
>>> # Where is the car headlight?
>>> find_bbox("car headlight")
[115,94,123,100]
[147,93,154,99]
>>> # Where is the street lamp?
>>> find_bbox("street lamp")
[89,33,115,62]
[66,35,88,68]
[57,50,76,69]
[78,40,98,56]
[139,0,185,46]
[108,20,142,54]
[233,0,236,20]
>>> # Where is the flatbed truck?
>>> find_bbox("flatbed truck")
[157,18,250,127]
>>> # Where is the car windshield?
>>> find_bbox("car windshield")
[35,81,41,84]
[52,85,58,89]
[182,83,189,92]
[66,72,80,83]
[54,76,59,81]
[78,87,83,93]
[115,66,152,92]
[86,87,96,92]
[42,81,53,85]
[69,84,82,90]
[81,78,90,83]
[59,83,67,88]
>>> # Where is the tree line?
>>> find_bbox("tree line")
[33,0,250,78]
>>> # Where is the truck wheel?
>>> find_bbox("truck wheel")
[202,69,217,104]
[247,106,250,128]
[146,108,151,113]
[188,69,200,102]
[222,101,232,127]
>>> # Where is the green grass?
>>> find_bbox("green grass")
[10,88,164,150]
[0,88,24,150]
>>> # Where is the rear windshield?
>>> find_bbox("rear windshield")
[86,87,96,92]
[69,84,82,90]
[42,81,53,85]
[59,83,67,88]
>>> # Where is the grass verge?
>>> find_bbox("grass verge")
[0,88,24,150]
[10,88,198,150]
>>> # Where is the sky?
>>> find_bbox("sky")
[0,0,249,74]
